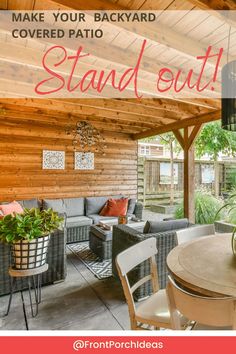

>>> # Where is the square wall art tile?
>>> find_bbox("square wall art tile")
[74,152,94,170]
[42,150,65,170]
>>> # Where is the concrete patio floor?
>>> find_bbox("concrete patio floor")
[0,247,129,330]
[0,208,163,331]
[0,210,230,331]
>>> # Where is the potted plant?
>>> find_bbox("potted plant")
[0,208,64,269]
[215,191,236,255]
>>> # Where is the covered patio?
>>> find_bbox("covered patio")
[0,0,236,331]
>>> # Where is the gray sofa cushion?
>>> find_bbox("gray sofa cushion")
[18,199,41,209]
[85,195,123,215]
[66,216,92,228]
[127,198,136,216]
[88,214,118,225]
[143,218,189,234]
[43,198,84,217]
[43,199,66,214]
[63,198,84,217]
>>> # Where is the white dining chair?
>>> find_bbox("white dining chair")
[166,276,236,330]
[176,224,215,244]
[115,237,186,330]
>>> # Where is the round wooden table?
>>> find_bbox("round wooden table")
[167,234,236,297]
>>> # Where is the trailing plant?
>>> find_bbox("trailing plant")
[0,208,64,244]
[175,190,224,224]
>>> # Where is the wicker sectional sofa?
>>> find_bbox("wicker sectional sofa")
[0,196,142,296]
[112,219,192,301]
[42,196,143,243]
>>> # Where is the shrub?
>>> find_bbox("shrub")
[175,191,224,224]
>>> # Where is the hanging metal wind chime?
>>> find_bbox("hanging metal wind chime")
[66,120,107,159]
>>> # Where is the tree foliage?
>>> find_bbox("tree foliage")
[141,132,181,156]
[195,121,236,161]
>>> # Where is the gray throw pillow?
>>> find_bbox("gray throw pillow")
[43,199,66,214]
[127,198,136,215]
[85,197,109,215]
[63,198,84,217]
[18,199,41,209]
[143,218,189,234]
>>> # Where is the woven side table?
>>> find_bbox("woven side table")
[6,264,48,319]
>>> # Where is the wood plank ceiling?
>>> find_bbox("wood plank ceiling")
[0,0,235,139]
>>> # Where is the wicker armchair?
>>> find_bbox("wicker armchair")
[112,220,191,301]
[0,228,67,296]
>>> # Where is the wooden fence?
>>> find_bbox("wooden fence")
[138,157,236,206]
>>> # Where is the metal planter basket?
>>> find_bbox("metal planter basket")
[11,235,50,270]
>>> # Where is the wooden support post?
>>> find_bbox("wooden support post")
[214,161,220,197]
[143,158,147,207]
[184,127,195,223]
[174,124,202,223]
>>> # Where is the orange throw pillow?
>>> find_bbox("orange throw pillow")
[0,201,24,216]
[100,201,109,216]
[100,198,128,217]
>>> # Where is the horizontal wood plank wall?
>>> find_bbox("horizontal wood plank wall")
[0,114,138,201]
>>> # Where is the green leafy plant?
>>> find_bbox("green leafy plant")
[175,190,224,224]
[195,121,236,196]
[0,208,64,244]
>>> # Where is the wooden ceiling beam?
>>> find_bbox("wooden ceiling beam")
[0,34,218,99]
[132,110,221,139]
[129,97,220,112]
[175,98,221,110]
[188,0,236,10]
[0,115,143,134]
[35,1,234,67]
[173,130,184,149]
[52,98,183,120]
[4,1,235,76]
[0,47,165,99]
[0,0,7,10]
[42,0,125,11]
[187,0,236,27]
[2,40,218,100]
[0,99,176,126]
[45,3,235,67]
[0,103,157,130]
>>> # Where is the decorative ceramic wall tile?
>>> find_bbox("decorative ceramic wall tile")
[74,152,94,170]
[42,150,65,170]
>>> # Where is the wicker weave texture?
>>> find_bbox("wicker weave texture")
[89,232,112,260]
[66,225,90,243]
[112,224,178,301]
